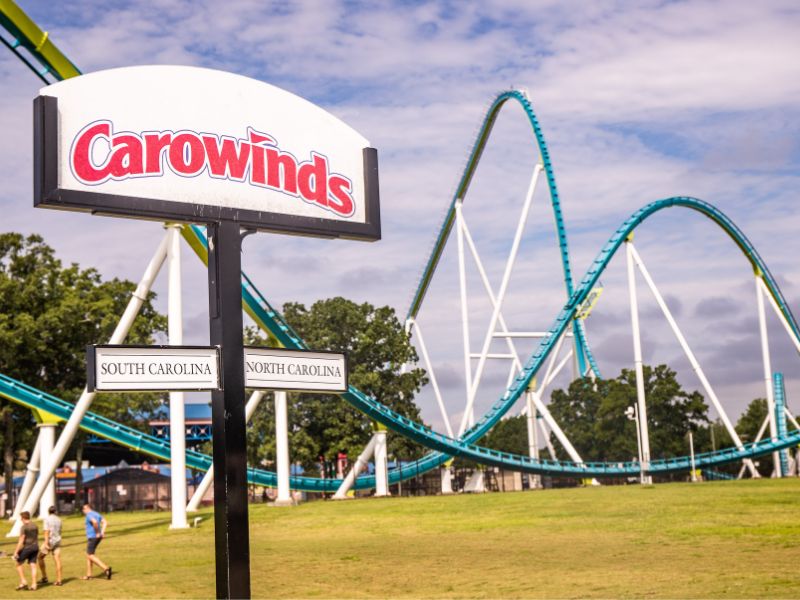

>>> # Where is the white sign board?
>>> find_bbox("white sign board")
[244,347,347,392]
[87,345,221,392]
[35,66,380,240]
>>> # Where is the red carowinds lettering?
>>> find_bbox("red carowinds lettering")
[69,120,356,218]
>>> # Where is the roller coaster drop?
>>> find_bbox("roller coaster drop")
[1,1,799,530]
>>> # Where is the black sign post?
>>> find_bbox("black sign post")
[207,220,250,599]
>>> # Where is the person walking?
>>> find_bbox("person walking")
[12,511,39,591]
[81,503,112,580]
[37,506,63,586]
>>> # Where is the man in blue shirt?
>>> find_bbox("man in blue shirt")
[81,503,112,580]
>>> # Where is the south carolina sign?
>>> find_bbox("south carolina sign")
[34,66,380,240]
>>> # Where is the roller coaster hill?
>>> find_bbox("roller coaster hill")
[1,0,800,529]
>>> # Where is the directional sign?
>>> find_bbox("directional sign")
[87,345,221,392]
[244,347,347,392]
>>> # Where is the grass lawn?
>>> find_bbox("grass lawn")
[0,478,798,598]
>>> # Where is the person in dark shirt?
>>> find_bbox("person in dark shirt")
[12,511,39,591]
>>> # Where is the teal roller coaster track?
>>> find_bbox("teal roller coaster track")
[1,1,798,494]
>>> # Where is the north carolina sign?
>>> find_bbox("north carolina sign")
[34,66,380,240]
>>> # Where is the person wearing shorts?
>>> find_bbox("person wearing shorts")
[12,511,39,591]
[38,506,63,586]
[82,503,112,580]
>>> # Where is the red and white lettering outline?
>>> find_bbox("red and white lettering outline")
[69,120,357,218]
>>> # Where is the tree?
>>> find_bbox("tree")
[736,398,768,443]
[548,365,709,463]
[483,415,528,456]
[0,233,166,508]
[733,398,774,477]
[244,297,427,473]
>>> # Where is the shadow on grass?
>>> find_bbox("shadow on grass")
[0,513,197,557]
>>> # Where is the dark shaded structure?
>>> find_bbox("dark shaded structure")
[84,467,171,512]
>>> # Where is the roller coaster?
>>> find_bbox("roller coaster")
[1,0,799,522]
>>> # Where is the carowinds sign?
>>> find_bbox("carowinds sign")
[34,65,380,241]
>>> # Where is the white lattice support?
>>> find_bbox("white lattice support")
[460,218,525,373]
[629,244,758,478]
[755,275,781,476]
[759,277,800,356]
[459,164,542,436]
[626,239,652,484]
[409,319,454,438]
[454,201,474,428]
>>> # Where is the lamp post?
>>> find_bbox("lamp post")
[625,405,644,484]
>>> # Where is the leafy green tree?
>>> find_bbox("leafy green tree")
[243,297,427,473]
[483,415,528,456]
[734,398,774,477]
[548,365,709,462]
[736,398,768,443]
[0,233,166,507]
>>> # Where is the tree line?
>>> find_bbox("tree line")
[484,365,783,477]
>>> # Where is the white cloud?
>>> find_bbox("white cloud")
[2,0,799,443]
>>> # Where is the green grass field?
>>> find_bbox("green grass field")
[0,479,798,598]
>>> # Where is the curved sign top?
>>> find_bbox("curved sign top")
[34,66,380,240]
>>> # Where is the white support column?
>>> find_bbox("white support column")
[626,239,652,484]
[37,424,57,519]
[167,225,189,529]
[629,244,758,478]
[689,432,697,482]
[455,201,474,429]
[570,323,580,382]
[631,405,643,479]
[441,461,454,494]
[273,391,292,505]
[526,387,542,489]
[12,231,171,536]
[8,437,40,525]
[374,427,389,497]
[187,390,266,512]
[755,275,781,476]
[333,435,378,499]
[460,164,542,436]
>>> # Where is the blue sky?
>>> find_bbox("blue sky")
[1,0,800,438]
